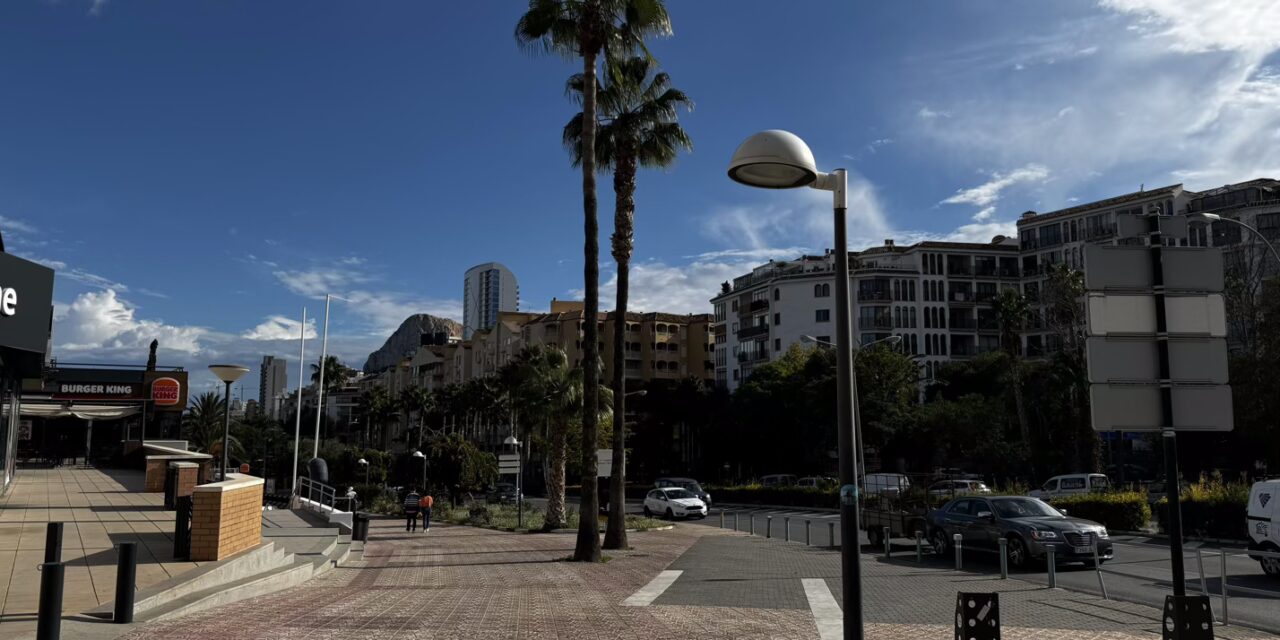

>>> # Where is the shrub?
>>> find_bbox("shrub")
[1050,491,1151,531]
[1155,474,1250,540]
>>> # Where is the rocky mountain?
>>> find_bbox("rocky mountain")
[363,314,462,373]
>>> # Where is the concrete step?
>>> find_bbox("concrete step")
[140,558,317,623]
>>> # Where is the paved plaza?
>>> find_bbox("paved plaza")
[100,517,1278,640]
[0,468,202,634]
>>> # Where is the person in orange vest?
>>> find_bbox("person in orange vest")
[419,493,434,531]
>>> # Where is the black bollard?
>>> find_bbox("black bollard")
[174,496,192,560]
[45,522,64,564]
[114,542,137,623]
[37,562,64,640]
[955,592,1000,640]
[1162,595,1215,640]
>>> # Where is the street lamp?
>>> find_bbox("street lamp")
[412,449,426,491]
[1186,212,1280,266]
[209,364,250,482]
[801,335,902,488]
[358,457,369,486]
[625,390,647,397]
[730,129,864,640]
[504,435,523,528]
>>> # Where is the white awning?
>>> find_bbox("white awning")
[16,402,142,420]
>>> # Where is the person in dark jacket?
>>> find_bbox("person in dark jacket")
[403,487,421,532]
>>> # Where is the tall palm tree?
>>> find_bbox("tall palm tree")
[994,288,1033,450]
[182,391,244,462]
[399,386,433,447]
[565,54,692,550]
[516,0,673,563]
[310,355,350,395]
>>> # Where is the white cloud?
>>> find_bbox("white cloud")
[585,259,752,316]
[0,215,37,235]
[918,106,950,120]
[1099,0,1280,55]
[272,266,461,332]
[56,290,206,354]
[972,206,996,222]
[938,222,1019,244]
[941,164,1051,208]
[88,0,108,16]
[243,315,319,341]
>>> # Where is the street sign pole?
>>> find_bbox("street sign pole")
[1147,205,1186,597]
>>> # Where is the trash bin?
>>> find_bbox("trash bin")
[353,512,370,542]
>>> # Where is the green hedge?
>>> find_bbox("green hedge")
[1049,491,1151,531]
[1155,478,1250,540]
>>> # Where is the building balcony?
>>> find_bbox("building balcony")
[975,291,997,304]
[749,298,770,312]
[858,317,893,331]
[736,348,769,363]
[998,267,1021,279]
[1085,225,1117,241]
[736,324,770,340]
[975,265,998,277]
[949,319,978,331]
[857,290,892,302]
[949,292,975,305]
[947,265,973,277]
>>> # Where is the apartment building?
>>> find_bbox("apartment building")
[710,239,1020,392]
[463,262,519,339]
[258,355,288,420]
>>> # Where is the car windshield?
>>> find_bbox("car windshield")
[665,489,695,499]
[991,498,1063,518]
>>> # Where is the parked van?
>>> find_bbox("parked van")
[1028,473,1110,500]
[1247,480,1280,577]
[761,474,797,487]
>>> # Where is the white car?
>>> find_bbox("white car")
[643,487,707,520]
[1029,474,1110,500]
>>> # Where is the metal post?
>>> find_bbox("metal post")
[291,307,306,496]
[916,531,923,563]
[806,520,812,545]
[44,522,63,564]
[998,538,1008,579]
[1093,543,1108,599]
[883,527,891,558]
[1047,545,1058,588]
[1196,549,1208,597]
[766,515,772,539]
[829,521,836,548]
[314,294,331,457]
[1147,206,1187,598]
[953,533,963,570]
[829,168,863,640]
[1220,549,1229,625]
[750,514,755,536]
[221,380,232,481]
[516,443,523,530]
[37,562,64,640]
[785,517,790,542]
[720,510,725,528]
[114,542,137,623]
[734,512,739,531]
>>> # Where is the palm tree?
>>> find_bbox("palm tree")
[516,0,673,563]
[310,355,350,395]
[182,391,244,462]
[399,386,433,447]
[994,288,1033,450]
[565,54,692,550]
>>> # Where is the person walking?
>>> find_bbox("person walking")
[402,487,421,532]
[419,493,433,531]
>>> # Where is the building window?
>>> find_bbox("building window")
[925,334,933,355]
[733,370,740,381]
[911,334,919,355]
[774,338,781,352]
[909,280,916,301]
[815,309,831,322]
[732,322,739,333]
[893,280,901,301]
[894,307,902,328]
[732,300,739,312]
[774,312,781,326]
[774,288,781,301]
[910,307,917,328]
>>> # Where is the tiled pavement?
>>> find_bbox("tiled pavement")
[109,516,1279,640]
[0,468,203,632]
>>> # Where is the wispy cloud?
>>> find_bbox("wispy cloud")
[0,215,37,235]
[917,106,950,120]
[88,0,109,16]
[272,265,461,332]
[941,164,1051,208]
[243,315,318,341]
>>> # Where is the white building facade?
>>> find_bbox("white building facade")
[463,262,519,339]
[258,355,289,420]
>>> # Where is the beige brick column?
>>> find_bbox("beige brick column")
[190,474,265,561]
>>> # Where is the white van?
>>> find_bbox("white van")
[863,473,911,497]
[1028,473,1110,500]
[1247,480,1280,577]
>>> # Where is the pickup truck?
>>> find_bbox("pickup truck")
[862,498,930,548]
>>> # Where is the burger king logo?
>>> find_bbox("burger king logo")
[152,377,182,407]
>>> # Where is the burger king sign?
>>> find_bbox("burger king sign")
[151,377,182,408]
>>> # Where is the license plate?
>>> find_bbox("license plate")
[1072,545,1092,553]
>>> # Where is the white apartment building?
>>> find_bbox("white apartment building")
[463,262,519,339]
[711,238,1021,392]
[258,355,288,420]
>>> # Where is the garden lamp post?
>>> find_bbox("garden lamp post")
[504,435,523,528]
[358,457,369,486]
[209,364,250,482]
[412,450,426,491]
[730,129,864,640]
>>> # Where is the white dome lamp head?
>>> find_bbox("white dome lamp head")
[727,130,820,189]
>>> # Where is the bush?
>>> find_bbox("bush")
[1050,491,1151,531]
[1155,475,1250,540]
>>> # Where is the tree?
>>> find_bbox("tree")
[1041,263,1096,471]
[360,387,396,450]
[517,0,673,562]
[310,355,351,395]
[565,55,692,550]
[399,386,433,447]
[182,391,244,462]
[428,433,498,506]
[994,288,1033,451]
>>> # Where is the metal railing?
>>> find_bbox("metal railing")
[1193,547,1280,626]
[297,476,342,516]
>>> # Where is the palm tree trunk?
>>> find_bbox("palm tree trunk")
[604,155,637,550]
[546,420,568,529]
[573,19,603,562]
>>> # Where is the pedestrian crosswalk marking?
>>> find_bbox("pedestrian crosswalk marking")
[623,570,682,606]
[802,578,842,640]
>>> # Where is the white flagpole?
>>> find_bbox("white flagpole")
[291,307,307,494]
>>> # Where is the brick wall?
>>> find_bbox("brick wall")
[176,465,198,498]
[144,458,167,492]
[190,476,264,561]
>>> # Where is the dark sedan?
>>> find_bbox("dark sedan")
[927,496,1113,569]
[487,483,520,505]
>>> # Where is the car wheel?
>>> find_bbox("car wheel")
[1261,554,1280,577]
[867,527,883,548]
[643,506,652,517]
[931,529,950,555]
[1007,537,1030,570]
[665,508,674,520]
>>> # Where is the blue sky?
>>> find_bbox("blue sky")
[3,0,1278,398]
